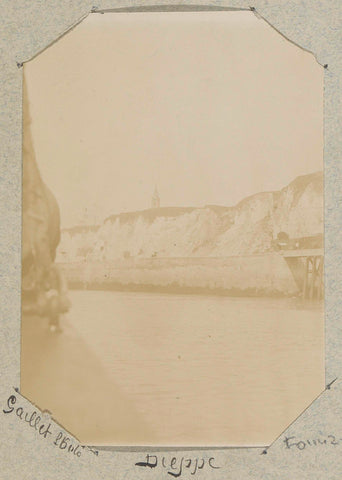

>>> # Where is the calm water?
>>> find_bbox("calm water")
[61,290,324,445]
[22,290,324,446]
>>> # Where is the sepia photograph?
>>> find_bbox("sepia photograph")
[21,10,324,446]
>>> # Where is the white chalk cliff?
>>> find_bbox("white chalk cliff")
[58,172,323,261]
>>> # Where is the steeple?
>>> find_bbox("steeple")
[151,185,160,208]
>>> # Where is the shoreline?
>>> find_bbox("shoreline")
[59,254,302,298]
[66,280,299,298]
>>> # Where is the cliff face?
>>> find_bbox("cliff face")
[22,77,61,294]
[58,172,323,261]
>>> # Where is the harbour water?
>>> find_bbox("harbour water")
[21,290,324,446]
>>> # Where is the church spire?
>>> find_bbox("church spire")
[151,185,160,208]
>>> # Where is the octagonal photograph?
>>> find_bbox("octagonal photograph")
[21,10,324,446]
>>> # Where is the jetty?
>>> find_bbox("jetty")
[281,248,324,300]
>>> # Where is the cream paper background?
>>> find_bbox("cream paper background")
[1,1,341,478]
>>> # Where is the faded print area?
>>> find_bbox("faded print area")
[22,11,324,446]
[60,174,323,297]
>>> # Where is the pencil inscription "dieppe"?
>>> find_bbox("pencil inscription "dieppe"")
[135,454,220,477]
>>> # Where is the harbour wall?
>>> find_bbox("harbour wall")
[59,254,301,297]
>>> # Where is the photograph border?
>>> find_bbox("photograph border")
[1,1,341,479]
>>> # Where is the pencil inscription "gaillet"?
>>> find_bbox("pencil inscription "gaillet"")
[2,393,98,458]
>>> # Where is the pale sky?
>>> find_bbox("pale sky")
[24,11,323,227]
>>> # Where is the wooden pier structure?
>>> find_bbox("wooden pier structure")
[280,249,324,300]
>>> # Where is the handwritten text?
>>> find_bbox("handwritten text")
[3,393,98,458]
[284,434,342,450]
[135,454,220,477]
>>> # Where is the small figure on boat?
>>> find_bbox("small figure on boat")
[43,264,71,333]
